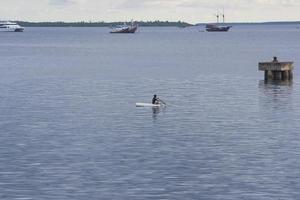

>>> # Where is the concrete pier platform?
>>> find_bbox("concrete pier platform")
[259,57,294,81]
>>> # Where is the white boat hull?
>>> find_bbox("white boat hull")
[0,22,24,32]
[0,28,24,32]
[136,103,163,107]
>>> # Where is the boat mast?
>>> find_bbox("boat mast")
[215,13,219,23]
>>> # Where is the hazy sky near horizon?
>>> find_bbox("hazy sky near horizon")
[1,0,300,23]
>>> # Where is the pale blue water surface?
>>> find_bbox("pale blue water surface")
[0,25,300,199]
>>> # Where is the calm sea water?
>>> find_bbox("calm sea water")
[1,25,300,199]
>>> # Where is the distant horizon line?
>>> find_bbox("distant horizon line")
[3,20,300,26]
[13,20,300,23]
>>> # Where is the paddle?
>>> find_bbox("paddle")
[158,98,166,106]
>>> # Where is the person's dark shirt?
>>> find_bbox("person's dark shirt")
[152,97,158,104]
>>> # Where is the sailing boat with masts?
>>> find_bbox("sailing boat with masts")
[206,11,232,32]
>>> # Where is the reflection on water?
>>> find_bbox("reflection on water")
[152,106,166,121]
[262,80,293,87]
[258,80,294,113]
[259,80,293,98]
[152,106,160,114]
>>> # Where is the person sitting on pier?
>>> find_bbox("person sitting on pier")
[273,56,278,63]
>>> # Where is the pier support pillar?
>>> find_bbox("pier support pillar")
[273,71,282,80]
[265,70,273,80]
[282,71,289,80]
[288,70,293,80]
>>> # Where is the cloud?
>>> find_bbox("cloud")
[253,0,297,5]
[49,0,74,5]
[117,0,184,9]
[48,0,87,6]
[178,0,248,9]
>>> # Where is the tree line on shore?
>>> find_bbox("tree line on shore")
[12,20,300,27]
[16,20,192,27]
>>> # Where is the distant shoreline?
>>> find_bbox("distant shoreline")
[16,21,192,28]
[196,21,300,26]
[12,20,300,27]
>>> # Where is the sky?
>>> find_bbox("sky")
[1,0,300,23]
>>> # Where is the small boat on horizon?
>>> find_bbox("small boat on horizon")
[206,24,232,32]
[110,21,138,34]
[206,12,232,32]
[0,21,24,32]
